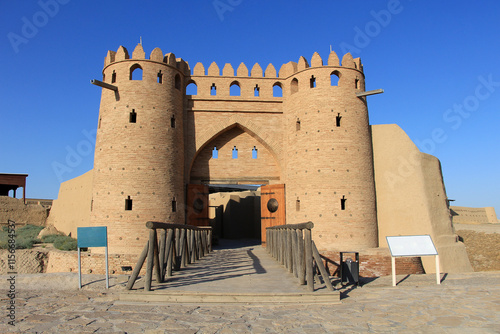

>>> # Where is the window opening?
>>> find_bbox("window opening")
[230,82,241,96]
[212,147,218,159]
[296,198,300,211]
[355,78,359,89]
[111,70,116,83]
[341,195,346,210]
[186,82,197,95]
[129,109,137,123]
[310,75,316,88]
[172,198,177,212]
[175,74,181,90]
[157,70,163,84]
[98,117,101,129]
[125,196,133,210]
[210,83,217,96]
[296,118,301,131]
[273,83,283,97]
[232,146,238,159]
[331,71,340,86]
[252,146,258,159]
[171,115,176,128]
[254,85,260,97]
[336,113,342,127]
[130,64,143,80]
[291,78,298,94]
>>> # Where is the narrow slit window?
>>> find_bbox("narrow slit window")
[310,75,316,88]
[212,147,218,159]
[175,74,181,90]
[336,113,342,127]
[296,198,300,211]
[171,115,176,128]
[129,109,137,123]
[172,198,177,212]
[157,70,163,84]
[355,78,359,89]
[254,85,260,97]
[98,117,102,129]
[125,196,133,211]
[232,146,238,159]
[252,146,258,159]
[291,78,298,94]
[210,83,217,96]
[296,119,301,131]
[341,195,346,210]
[111,70,116,83]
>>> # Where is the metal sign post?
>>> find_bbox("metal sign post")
[386,235,440,287]
[77,226,109,289]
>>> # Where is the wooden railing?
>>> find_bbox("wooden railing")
[266,222,334,292]
[126,222,212,291]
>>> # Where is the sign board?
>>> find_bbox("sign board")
[386,235,438,257]
[77,226,108,248]
[386,235,440,286]
[77,226,109,289]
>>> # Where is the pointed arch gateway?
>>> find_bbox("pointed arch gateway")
[187,122,285,242]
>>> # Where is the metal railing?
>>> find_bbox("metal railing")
[126,222,212,291]
[266,222,334,292]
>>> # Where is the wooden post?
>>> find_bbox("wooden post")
[153,230,162,284]
[436,255,441,285]
[297,229,305,285]
[126,241,149,290]
[164,229,174,277]
[145,229,156,291]
[304,228,314,292]
[312,241,334,291]
[286,229,293,273]
[179,229,187,268]
[158,229,167,280]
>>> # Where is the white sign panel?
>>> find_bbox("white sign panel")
[386,235,438,257]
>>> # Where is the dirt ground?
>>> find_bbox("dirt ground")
[455,223,500,272]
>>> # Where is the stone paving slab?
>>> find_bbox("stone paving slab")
[1,240,500,333]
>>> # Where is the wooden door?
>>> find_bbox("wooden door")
[186,184,209,227]
[260,184,286,245]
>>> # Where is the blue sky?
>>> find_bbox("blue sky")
[1,1,499,213]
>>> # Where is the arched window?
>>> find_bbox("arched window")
[330,71,340,86]
[291,78,298,94]
[157,70,163,84]
[230,81,241,96]
[210,83,217,96]
[186,81,197,95]
[252,146,258,159]
[130,64,143,80]
[212,147,218,159]
[273,82,283,97]
[175,74,181,90]
[232,146,238,159]
[111,70,116,83]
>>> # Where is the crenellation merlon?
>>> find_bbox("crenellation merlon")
[103,45,364,80]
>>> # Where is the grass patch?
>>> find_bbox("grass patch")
[41,234,77,251]
[0,225,77,251]
[0,224,44,249]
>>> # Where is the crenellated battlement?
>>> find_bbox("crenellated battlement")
[103,44,363,80]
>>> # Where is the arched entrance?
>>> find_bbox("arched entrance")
[187,124,285,243]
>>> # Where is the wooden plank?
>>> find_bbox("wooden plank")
[312,241,334,291]
[304,228,314,292]
[125,241,149,290]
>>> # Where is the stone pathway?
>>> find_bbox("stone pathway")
[1,240,500,333]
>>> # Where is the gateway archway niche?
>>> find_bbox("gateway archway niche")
[187,124,284,242]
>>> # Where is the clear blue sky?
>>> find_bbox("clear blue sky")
[1,1,499,213]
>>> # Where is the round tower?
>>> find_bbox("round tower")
[90,44,186,254]
[284,51,378,251]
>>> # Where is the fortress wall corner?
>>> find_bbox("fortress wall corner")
[372,124,473,273]
[46,170,93,237]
